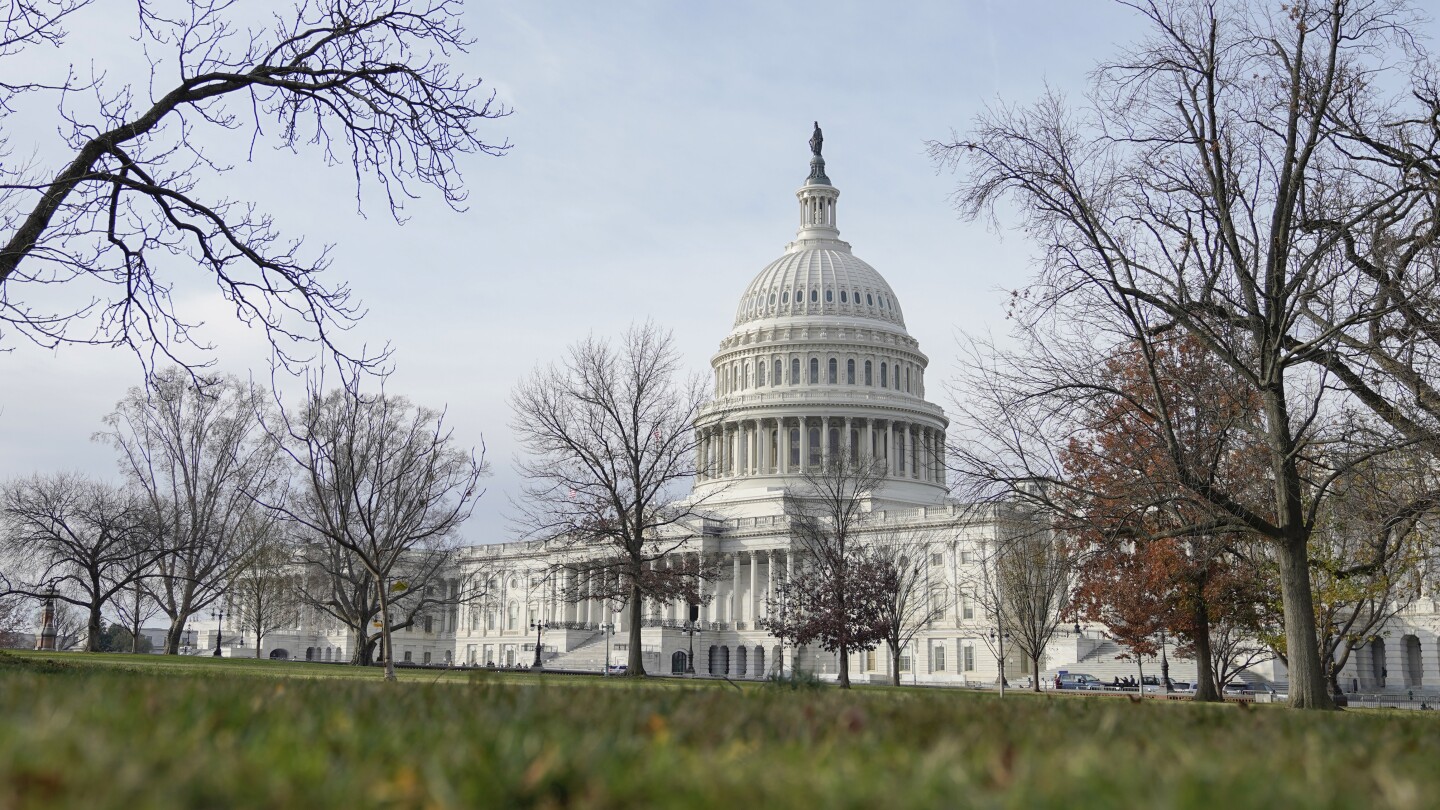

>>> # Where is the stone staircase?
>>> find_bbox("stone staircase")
[1057,638,1206,687]
[543,633,614,672]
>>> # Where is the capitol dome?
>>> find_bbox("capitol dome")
[691,126,949,511]
[732,248,906,330]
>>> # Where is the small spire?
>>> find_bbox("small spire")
[807,121,830,185]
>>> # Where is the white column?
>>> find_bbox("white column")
[749,550,758,625]
[759,420,770,474]
[778,419,789,474]
[864,419,874,462]
[732,553,742,625]
[691,553,702,625]
[799,417,810,471]
[821,416,831,466]
[843,416,853,463]
[765,550,774,619]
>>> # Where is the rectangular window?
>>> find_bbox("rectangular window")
[827,358,838,384]
[930,552,944,566]
[963,644,976,672]
[865,649,876,671]
[933,645,946,672]
[847,359,855,384]
[962,593,975,620]
[960,550,976,564]
[865,361,873,386]
[899,650,911,672]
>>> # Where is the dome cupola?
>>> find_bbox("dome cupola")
[692,125,949,512]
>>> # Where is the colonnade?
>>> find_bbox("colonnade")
[551,549,793,632]
[695,415,944,483]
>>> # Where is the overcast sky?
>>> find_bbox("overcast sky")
[2,1,1271,542]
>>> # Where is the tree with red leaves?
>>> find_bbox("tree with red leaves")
[1063,337,1272,702]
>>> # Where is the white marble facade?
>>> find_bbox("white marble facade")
[247,140,1440,695]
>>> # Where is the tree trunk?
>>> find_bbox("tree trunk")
[1276,536,1334,709]
[1192,602,1222,702]
[1031,654,1042,692]
[838,644,851,689]
[163,590,194,655]
[86,603,104,652]
[626,581,645,677]
[891,645,902,686]
[256,634,263,661]
[377,578,396,682]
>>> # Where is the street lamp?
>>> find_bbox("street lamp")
[530,618,549,668]
[211,607,225,657]
[988,628,1011,697]
[685,602,698,675]
[599,621,615,676]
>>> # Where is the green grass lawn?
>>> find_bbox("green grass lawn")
[1,650,1435,809]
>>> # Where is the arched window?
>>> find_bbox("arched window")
[825,289,833,303]
[809,358,819,384]
[769,293,775,305]
[808,427,821,466]
[906,366,911,393]
[810,289,818,303]
[827,358,838,384]
[790,358,800,385]
[789,428,801,467]
[757,363,766,386]
[881,362,889,388]
[507,602,518,630]
[828,428,841,458]
[742,363,750,389]
[774,359,783,385]
[846,359,856,384]
[864,360,873,386]
[866,293,874,306]
[782,290,789,304]
[840,290,848,303]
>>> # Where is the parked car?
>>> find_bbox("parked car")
[1054,672,1105,690]
[1222,681,1251,695]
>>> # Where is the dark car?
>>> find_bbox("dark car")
[1054,673,1104,690]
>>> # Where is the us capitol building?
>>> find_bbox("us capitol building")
[243,131,1435,695]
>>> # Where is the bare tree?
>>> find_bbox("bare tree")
[860,530,949,686]
[1303,451,1432,694]
[99,368,284,653]
[48,599,87,651]
[758,456,888,689]
[511,322,716,677]
[993,519,1074,692]
[0,0,509,373]
[930,0,1440,709]
[292,531,489,666]
[228,519,300,660]
[1207,612,1275,695]
[0,474,163,650]
[262,375,486,680]
[0,589,25,648]
[111,579,162,654]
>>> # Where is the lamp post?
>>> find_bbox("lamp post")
[599,621,614,676]
[211,608,225,657]
[530,618,549,668]
[685,602,698,675]
[988,628,1010,697]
